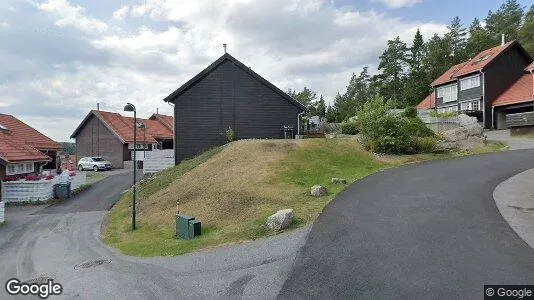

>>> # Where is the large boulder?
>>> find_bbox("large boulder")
[437,141,458,150]
[458,136,485,150]
[266,209,294,231]
[458,114,478,127]
[442,127,469,142]
[464,122,484,137]
[311,185,327,197]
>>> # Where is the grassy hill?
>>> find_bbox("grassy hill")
[103,138,504,256]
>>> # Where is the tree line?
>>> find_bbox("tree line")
[288,0,534,123]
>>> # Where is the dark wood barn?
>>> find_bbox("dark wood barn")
[163,53,306,164]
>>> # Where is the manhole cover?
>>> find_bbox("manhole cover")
[24,276,54,284]
[74,258,111,270]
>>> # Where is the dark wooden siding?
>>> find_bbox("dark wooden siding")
[75,114,125,168]
[484,46,532,128]
[458,77,482,102]
[174,60,300,163]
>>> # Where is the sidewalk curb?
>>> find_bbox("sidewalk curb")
[493,168,534,250]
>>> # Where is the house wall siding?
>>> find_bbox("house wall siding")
[174,60,300,163]
[484,46,532,128]
[75,114,125,168]
[458,84,483,102]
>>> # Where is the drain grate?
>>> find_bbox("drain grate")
[74,258,111,270]
[24,276,54,284]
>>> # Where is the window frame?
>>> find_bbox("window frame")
[6,162,34,175]
[460,75,481,91]
[437,84,458,103]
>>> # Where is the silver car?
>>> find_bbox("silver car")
[77,157,112,171]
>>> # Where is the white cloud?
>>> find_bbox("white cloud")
[0,21,9,30]
[371,0,424,9]
[1,0,448,141]
[38,0,108,34]
[112,5,129,21]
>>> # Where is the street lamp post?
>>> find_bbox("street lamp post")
[124,102,137,231]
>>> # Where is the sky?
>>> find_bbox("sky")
[0,0,532,142]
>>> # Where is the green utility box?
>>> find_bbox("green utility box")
[176,214,202,240]
[188,220,202,238]
[54,182,71,200]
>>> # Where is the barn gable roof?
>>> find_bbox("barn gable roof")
[163,53,306,111]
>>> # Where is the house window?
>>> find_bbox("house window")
[6,163,34,175]
[7,165,16,174]
[460,100,481,111]
[460,75,481,90]
[437,84,458,103]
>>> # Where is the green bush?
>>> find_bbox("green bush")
[413,136,438,153]
[402,106,418,118]
[341,122,359,135]
[400,117,435,138]
[357,95,435,154]
[429,110,457,118]
[225,126,236,142]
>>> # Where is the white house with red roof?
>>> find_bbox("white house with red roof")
[417,40,533,129]
[0,114,63,179]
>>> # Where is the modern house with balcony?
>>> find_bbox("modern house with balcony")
[417,40,533,129]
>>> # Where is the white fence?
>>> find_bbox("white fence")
[1,172,86,203]
[0,202,4,223]
[144,150,175,174]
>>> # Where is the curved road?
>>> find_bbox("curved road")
[279,149,534,299]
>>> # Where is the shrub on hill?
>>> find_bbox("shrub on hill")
[357,95,437,154]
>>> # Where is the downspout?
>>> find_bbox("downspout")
[481,70,490,129]
[167,101,176,163]
[297,111,306,137]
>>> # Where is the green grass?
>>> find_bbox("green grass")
[103,139,506,257]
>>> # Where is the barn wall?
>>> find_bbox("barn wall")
[174,60,300,163]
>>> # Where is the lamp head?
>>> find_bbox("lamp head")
[124,103,136,112]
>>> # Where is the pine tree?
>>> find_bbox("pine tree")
[519,5,534,55]
[404,29,430,107]
[316,96,326,118]
[485,0,524,43]
[422,34,454,87]
[378,36,408,106]
[445,16,468,62]
[465,18,497,58]
[408,29,425,73]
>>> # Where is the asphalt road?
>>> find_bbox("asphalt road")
[279,149,534,299]
[0,171,309,299]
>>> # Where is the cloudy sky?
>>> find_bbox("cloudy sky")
[0,0,530,141]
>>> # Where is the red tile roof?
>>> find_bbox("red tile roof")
[0,130,51,164]
[431,41,516,87]
[431,62,469,87]
[416,93,436,110]
[492,74,534,107]
[0,114,63,151]
[72,110,174,144]
[150,114,174,131]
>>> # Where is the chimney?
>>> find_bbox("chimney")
[97,102,100,111]
[223,43,227,54]
[501,34,505,46]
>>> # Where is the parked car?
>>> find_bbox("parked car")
[77,157,112,171]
